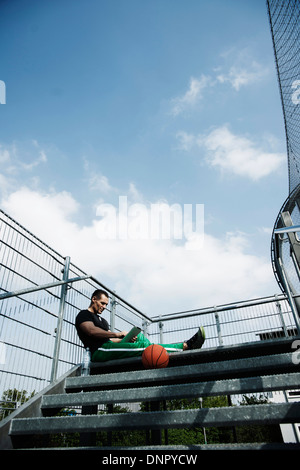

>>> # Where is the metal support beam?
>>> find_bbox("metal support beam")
[50,257,70,383]
[274,225,300,235]
[277,255,300,332]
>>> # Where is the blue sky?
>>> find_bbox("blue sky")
[0,0,289,314]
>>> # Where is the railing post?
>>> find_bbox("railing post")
[50,256,70,383]
[142,320,150,338]
[110,292,116,332]
[158,317,164,343]
[214,306,223,346]
[275,294,288,337]
[277,255,300,333]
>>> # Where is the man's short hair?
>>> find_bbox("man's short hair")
[91,289,109,300]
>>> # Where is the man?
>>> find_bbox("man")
[75,289,205,362]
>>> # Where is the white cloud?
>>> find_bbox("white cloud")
[21,150,47,171]
[202,126,285,180]
[175,131,195,151]
[1,187,80,239]
[216,61,268,91]
[83,157,117,194]
[259,227,273,235]
[0,173,12,194]
[177,125,285,181]
[1,184,278,314]
[88,173,115,193]
[216,46,269,91]
[0,140,47,179]
[0,146,10,163]
[170,75,212,116]
[170,49,269,117]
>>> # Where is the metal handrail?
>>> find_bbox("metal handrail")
[0,273,152,323]
[150,294,288,322]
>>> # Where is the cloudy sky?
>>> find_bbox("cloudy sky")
[0,0,289,315]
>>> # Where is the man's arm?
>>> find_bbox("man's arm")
[79,321,127,342]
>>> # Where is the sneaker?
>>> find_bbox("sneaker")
[186,326,205,350]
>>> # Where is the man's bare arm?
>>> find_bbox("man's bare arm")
[79,321,127,341]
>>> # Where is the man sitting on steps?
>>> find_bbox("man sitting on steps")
[75,289,205,362]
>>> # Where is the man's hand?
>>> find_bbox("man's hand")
[109,330,128,343]
[118,330,128,338]
[130,335,138,343]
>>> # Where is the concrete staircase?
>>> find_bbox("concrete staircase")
[1,337,300,450]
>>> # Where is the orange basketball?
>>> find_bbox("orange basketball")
[142,344,169,369]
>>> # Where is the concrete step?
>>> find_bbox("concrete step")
[18,443,300,451]
[89,338,297,374]
[66,352,299,392]
[6,339,300,450]
[9,403,300,440]
[41,372,300,414]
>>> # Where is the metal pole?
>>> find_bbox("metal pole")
[110,292,116,332]
[199,398,207,444]
[158,317,164,343]
[277,256,300,333]
[142,320,150,338]
[50,256,71,383]
[214,307,223,346]
[282,390,300,443]
[275,294,288,338]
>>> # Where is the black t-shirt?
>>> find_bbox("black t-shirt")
[75,309,110,354]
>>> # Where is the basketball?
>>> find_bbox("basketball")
[142,344,169,369]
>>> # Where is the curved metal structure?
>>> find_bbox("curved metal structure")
[271,184,300,324]
[268,0,300,328]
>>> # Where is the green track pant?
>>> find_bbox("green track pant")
[92,332,184,362]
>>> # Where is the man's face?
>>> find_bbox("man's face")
[92,294,109,314]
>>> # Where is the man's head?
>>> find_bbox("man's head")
[90,289,109,314]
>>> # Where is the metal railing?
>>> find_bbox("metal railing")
[149,294,297,347]
[0,209,151,419]
[0,209,299,420]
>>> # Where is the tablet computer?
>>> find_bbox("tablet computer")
[120,326,141,343]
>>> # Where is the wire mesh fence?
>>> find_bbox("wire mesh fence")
[0,210,149,418]
[149,295,297,347]
[267,0,300,195]
[0,208,299,419]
